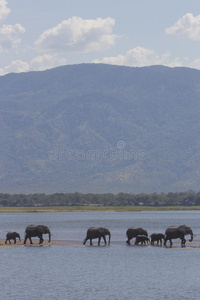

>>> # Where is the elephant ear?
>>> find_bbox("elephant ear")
[179,225,192,234]
[37,225,48,233]
[99,227,105,234]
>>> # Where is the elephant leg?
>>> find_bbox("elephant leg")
[39,234,44,244]
[83,238,87,245]
[90,238,93,246]
[29,237,33,244]
[14,238,16,244]
[181,238,186,247]
[9,240,11,244]
[5,239,7,244]
[102,235,107,245]
[180,234,186,247]
[126,239,131,245]
[98,236,101,246]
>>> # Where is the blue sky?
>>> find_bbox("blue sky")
[1,0,200,74]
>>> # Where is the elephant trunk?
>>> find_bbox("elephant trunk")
[108,233,111,245]
[48,233,51,242]
[189,233,193,242]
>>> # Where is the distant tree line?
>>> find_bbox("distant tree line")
[0,191,200,207]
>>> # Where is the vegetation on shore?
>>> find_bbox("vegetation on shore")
[0,191,200,209]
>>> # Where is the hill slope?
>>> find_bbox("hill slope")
[1,63,200,194]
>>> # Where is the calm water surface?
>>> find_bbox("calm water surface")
[0,211,200,300]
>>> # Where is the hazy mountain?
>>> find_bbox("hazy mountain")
[1,63,200,194]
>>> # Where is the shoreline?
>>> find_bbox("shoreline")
[0,239,82,247]
[0,206,200,213]
[1,239,200,248]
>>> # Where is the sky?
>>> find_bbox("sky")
[1,0,200,75]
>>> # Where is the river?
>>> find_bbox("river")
[0,210,199,300]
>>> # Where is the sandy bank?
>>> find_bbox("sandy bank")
[1,239,200,248]
[0,239,82,247]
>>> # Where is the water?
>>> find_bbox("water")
[0,211,200,300]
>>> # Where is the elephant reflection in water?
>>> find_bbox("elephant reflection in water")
[83,227,111,246]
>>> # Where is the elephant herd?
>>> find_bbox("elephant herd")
[125,225,193,247]
[4,224,194,248]
[85,224,193,247]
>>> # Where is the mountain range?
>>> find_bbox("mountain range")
[1,63,200,194]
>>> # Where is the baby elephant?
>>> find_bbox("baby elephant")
[135,235,150,245]
[150,233,165,245]
[5,232,21,244]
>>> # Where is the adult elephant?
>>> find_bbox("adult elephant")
[24,225,51,245]
[5,232,21,244]
[135,235,150,245]
[126,227,148,245]
[164,224,193,247]
[83,227,111,246]
[150,233,165,245]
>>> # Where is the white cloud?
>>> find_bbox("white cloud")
[35,17,118,53]
[0,0,10,21]
[189,58,200,69]
[166,13,200,40]
[93,47,175,67]
[0,24,25,52]
[30,54,66,71]
[0,54,67,75]
[0,60,29,75]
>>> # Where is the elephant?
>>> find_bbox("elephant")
[24,225,51,244]
[83,227,111,246]
[5,232,21,244]
[126,227,148,245]
[135,235,150,245]
[164,224,193,247]
[150,233,165,245]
